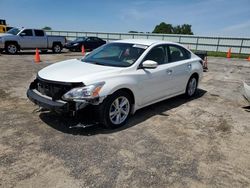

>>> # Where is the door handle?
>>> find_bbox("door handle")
[166,69,173,75]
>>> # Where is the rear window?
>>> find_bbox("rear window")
[168,45,191,62]
[34,30,45,36]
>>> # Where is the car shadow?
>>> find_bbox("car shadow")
[39,89,207,136]
[242,106,250,112]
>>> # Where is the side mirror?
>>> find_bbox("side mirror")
[141,60,158,69]
[20,33,26,36]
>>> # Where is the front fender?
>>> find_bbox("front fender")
[98,76,139,108]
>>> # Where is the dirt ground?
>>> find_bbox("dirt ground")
[0,50,250,188]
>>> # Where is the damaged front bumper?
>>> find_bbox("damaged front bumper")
[27,89,89,113]
[27,77,106,114]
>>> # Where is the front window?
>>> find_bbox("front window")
[82,43,147,67]
[21,29,33,36]
[144,45,167,65]
[7,28,21,35]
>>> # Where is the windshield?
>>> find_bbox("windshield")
[82,42,148,67]
[74,37,86,42]
[7,28,21,35]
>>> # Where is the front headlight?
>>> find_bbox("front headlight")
[62,82,105,101]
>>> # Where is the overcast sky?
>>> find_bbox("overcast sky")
[0,0,250,37]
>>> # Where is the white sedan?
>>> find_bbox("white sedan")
[27,39,203,128]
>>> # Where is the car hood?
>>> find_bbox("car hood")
[0,33,13,37]
[38,59,123,84]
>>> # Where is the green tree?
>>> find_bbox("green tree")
[153,22,194,35]
[152,22,173,34]
[179,24,193,35]
[173,25,182,34]
[129,31,139,33]
[128,31,144,33]
[42,26,52,30]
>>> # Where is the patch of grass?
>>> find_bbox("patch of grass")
[207,51,249,59]
[192,50,249,59]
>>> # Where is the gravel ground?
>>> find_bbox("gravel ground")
[0,51,250,188]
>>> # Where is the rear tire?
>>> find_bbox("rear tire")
[185,76,198,98]
[97,91,132,129]
[5,43,18,54]
[52,43,62,53]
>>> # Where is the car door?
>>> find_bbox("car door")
[33,30,47,48]
[137,45,173,105]
[165,45,192,95]
[84,37,95,50]
[19,29,36,48]
[91,37,99,49]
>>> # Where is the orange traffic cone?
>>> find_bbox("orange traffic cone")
[227,48,231,58]
[81,45,85,56]
[34,48,41,63]
[247,56,250,61]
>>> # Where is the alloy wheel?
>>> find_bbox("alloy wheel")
[8,44,17,54]
[109,96,130,125]
[188,77,197,96]
[53,45,61,53]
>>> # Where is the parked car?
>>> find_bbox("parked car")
[65,37,106,51]
[27,39,203,128]
[0,27,66,54]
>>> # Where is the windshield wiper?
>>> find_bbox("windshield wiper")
[94,62,107,66]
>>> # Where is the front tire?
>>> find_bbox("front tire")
[97,91,132,129]
[5,43,18,54]
[185,76,198,98]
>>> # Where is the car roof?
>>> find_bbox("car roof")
[113,39,179,46]
[14,28,44,31]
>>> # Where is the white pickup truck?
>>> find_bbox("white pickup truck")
[0,28,66,54]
